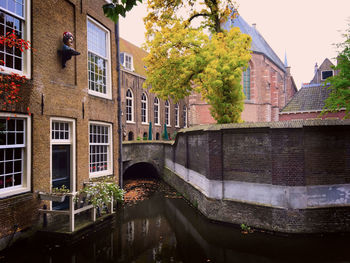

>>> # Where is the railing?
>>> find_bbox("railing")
[38,192,114,232]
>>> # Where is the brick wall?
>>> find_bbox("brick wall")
[279,111,347,121]
[188,52,297,124]
[174,121,350,187]
[121,69,189,142]
[0,0,120,243]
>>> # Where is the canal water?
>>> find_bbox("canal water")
[2,178,350,263]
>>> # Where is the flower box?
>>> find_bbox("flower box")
[39,192,67,202]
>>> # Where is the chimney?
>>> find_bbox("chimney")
[252,23,256,29]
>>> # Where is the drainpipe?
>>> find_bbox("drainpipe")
[115,21,123,188]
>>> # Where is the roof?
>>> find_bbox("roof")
[281,84,331,112]
[310,58,335,84]
[119,38,148,76]
[222,15,286,71]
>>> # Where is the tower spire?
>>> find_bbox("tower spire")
[284,51,288,67]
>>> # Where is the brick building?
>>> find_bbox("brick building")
[280,58,347,120]
[120,38,189,141]
[189,14,297,124]
[0,0,120,247]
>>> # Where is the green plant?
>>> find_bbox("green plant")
[52,185,70,194]
[136,136,141,141]
[143,136,147,141]
[76,180,124,209]
[240,223,253,234]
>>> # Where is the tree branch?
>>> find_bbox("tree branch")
[188,13,210,24]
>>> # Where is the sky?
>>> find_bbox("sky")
[119,0,350,89]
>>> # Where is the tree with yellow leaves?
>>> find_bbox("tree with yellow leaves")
[143,0,252,123]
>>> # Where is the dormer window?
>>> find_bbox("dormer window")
[120,52,134,71]
[321,70,333,81]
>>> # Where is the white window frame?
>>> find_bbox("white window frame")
[0,113,31,198]
[175,103,179,127]
[165,100,171,127]
[141,92,148,124]
[89,121,113,178]
[87,16,112,100]
[321,70,334,81]
[0,0,31,78]
[126,88,134,123]
[154,97,160,126]
[50,118,76,193]
[122,52,134,71]
[183,105,188,128]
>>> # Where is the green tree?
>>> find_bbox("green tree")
[323,24,350,118]
[143,0,251,123]
[103,0,142,23]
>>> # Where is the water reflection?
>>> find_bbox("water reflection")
[2,180,350,263]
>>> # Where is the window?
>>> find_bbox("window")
[87,17,111,99]
[321,70,333,80]
[156,133,160,140]
[154,97,159,125]
[243,66,250,100]
[89,122,113,177]
[175,103,179,127]
[120,52,134,71]
[128,131,133,141]
[125,54,133,71]
[0,114,31,198]
[51,122,69,141]
[0,0,31,77]
[165,100,170,127]
[141,92,148,124]
[50,118,76,195]
[126,89,134,122]
[183,105,187,128]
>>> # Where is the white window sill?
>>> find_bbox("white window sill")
[175,125,180,128]
[88,90,112,100]
[0,67,31,80]
[89,170,113,178]
[141,122,149,125]
[0,187,30,199]
[126,121,135,124]
[154,124,161,127]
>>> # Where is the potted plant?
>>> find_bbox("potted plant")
[39,185,70,202]
[75,180,124,210]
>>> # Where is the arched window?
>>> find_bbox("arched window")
[183,105,187,128]
[165,100,170,126]
[243,66,251,100]
[143,132,148,140]
[141,92,148,124]
[126,89,134,122]
[156,132,160,140]
[154,97,160,125]
[128,131,134,141]
[175,103,179,127]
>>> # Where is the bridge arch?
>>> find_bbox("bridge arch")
[123,161,159,182]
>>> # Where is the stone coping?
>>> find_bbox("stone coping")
[122,140,174,145]
[178,119,350,133]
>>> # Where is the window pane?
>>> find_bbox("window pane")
[87,20,107,58]
[0,117,25,191]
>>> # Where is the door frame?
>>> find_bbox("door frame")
[50,117,76,196]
